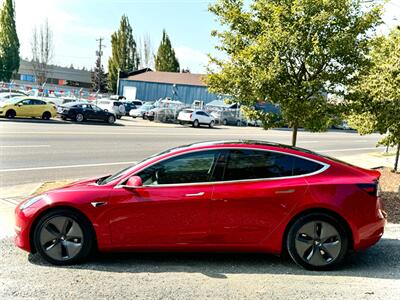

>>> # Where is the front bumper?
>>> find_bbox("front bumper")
[14,205,36,253]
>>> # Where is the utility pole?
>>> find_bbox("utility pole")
[95,37,105,94]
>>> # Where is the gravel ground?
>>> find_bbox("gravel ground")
[1,225,399,300]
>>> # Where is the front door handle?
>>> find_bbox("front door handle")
[185,192,205,197]
[275,189,295,194]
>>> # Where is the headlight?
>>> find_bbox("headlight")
[20,194,47,210]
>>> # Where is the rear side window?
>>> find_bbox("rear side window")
[223,150,323,181]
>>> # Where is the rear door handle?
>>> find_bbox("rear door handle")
[275,189,295,194]
[185,192,205,197]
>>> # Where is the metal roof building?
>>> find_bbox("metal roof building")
[118,69,220,104]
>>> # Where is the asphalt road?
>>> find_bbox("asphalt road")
[0,117,385,188]
[0,225,399,299]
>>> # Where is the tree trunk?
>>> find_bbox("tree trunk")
[292,124,298,147]
[394,143,400,172]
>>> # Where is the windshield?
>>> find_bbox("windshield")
[98,165,134,185]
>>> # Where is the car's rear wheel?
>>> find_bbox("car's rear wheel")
[42,111,51,120]
[116,115,121,119]
[209,120,215,128]
[223,119,228,125]
[5,109,16,119]
[33,208,94,265]
[75,113,84,122]
[286,213,348,270]
[107,115,116,124]
[193,119,200,128]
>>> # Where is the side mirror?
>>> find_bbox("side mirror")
[125,176,143,188]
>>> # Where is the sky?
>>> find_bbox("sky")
[9,0,400,74]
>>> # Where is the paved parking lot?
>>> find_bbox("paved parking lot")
[0,224,399,299]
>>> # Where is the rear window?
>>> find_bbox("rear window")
[183,109,193,113]
[223,150,324,181]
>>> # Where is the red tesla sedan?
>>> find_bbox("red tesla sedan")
[14,140,386,270]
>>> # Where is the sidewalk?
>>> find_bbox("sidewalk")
[338,152,396,169]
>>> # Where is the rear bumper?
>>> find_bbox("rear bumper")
[354,209,386,250]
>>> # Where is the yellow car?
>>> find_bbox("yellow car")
[0,97,57,120]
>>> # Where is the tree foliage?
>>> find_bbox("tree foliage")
[347,27,400,171]
[207,0,382,146]
[92,57,107,93]
[0,0,20,82]
[155,30,180,72]
[108,15,140,93]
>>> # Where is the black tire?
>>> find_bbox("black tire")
[209,120,215,128]
[286,213,348,271]
[33,208,94,265]
[116,115,122,120]
[107,115,116,124]
[193,119,200,128]
[142,114,147,120]
[75,113,84,122]
[61,116,67,120]
[222,119,228,125]
[5,109,16,119]
[42,111,51,120]
[236,120,241,127]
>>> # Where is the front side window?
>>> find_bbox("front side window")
[223,150,323,181]
[137,150,219,185]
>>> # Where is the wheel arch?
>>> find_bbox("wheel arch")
[29,205,98,254]
[281,207,354,255]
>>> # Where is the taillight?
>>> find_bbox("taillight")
[357,183,378,197]
[189,113,192,119]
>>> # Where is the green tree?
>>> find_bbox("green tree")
[108,15,140,93]
[92,57,107,93]
[348,27,400,171]
[155,30,180,72]
[207,0,382,146]
[0,0,20,81]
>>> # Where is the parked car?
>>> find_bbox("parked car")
[120,101,137,116]
[178,109,215,128]
[97,99,126,119]
[59,102,116,124]
[0,97,57,119]
[129,102,155,119]
[14,140,385,270]
[0,92,27,101]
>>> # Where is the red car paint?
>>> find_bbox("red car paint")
[15,141,385,255]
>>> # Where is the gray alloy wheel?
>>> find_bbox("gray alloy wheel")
[193,119,200,128]
[287,213,348,270]
[209,120,215,128]
[75,113,84,122]
[295,221,341,267]
[108,115,116,124]
[38,216,84,262]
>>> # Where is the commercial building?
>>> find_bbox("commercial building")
[11,59,93,95]
[118,69,219,104]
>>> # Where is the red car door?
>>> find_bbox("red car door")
[108,150,221,248]
[210,149,321,246]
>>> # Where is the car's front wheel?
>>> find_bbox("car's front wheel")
[209,120,215,128]
[193,119,200,128]
[286,213,348,270]
[33,208,94,265]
